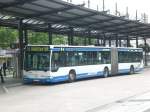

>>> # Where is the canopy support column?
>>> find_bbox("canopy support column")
[136,37,139,48]
[88,30,91,45]
[115,35,118,47]
[144,38,148,66]
[68,27,74,45]
[97,36,100,46]
[48,24,52,45]
[119,39,121,47]
[109,37,111,47]
[84,36,87,46]
[127,38,130,47]
[24,29,28,45]
[103,34,106,46]
[18,19,24,78]
[70,27,74,45]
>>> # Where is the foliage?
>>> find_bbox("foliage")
[0,27,97,49]
[52,34,67,45]
[28,31,67,45]
[0,27,18,49]
[28,31,48,45]
[139,43,150,52]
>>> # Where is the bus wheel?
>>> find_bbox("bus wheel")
[130,66,134,74]
[69,70,76,82]
[103,67,109,78]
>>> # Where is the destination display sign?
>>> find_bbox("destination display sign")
[26,46,49,52]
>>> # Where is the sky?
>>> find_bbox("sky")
[63,0,150,23]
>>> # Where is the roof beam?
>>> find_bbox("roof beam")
[53,12,99,24]
[28,3,99,24]
[106,25,142,33]
[118,26,147,34]
[0,0,37,9]
[27,6,76,18]
[126,28,150,35]
[93,21,130,30]
[80,18,115,27]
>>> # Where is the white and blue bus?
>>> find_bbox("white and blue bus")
[23,45,143,84]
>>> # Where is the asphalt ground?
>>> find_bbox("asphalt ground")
[0,68,150,112]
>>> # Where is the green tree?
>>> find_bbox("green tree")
[28,31,67,45]
[139,43,150,52]
[0,27,18,48]
[28,31,48,45]
[52,34,67,45]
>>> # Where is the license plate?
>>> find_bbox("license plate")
[33,80,39,82]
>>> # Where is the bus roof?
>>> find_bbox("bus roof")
[26,45,143,50]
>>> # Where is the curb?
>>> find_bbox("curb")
[5,83,22,88]
[0,82,22,94]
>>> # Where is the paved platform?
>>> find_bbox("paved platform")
[0,67,150,112]
[0,76,22,94]
[88,91,150,112]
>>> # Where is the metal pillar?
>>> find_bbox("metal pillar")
[109,37,111,47]
[115,35,118,47]
[68,27,74,45]
[70,27,74,45]
[18,19,24,78]
[103,0,105,11]
[84,37,87,46]
[88,30,91,45]
[100,39,103,45]
[48,24,52,45]
[103,37,106,46]
[24,29,28,45]
[97,37,100,46]
[144,38,148,66]
[102,33,106,46]
[136,37,139,48]
[127,38,130,47]
[68,32,70,45]
[119,39,121,47]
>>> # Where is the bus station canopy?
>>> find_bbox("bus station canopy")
[0,0,150,39]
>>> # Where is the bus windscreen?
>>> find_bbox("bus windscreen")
[24,53,50,71]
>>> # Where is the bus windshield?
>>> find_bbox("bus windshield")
[24,53,50,71]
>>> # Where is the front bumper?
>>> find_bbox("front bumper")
[23,75,69,84]
[23,78,52,84]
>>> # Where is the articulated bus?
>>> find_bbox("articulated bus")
[23,45,144,84]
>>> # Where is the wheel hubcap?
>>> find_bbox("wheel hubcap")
[70,73,75,80]
[104,70,108,77]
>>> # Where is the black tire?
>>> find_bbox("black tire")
[130,66,134,74]
[69,70,76,82]
[103,67,109,78]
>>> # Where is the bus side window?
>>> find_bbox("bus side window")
[59,52,66,67]
[33,55,38,69]
[101,51,110,64]
[51,52,61,72]
[78,52,83,66]
[98,52,102,64]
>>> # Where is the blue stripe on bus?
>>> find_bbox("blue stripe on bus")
[118,68,143,74]
[118,48,143,52]
[118,69,130,74]
[52,48,110,52]
[23,71,105,84]
[23,68,143,84]
[76,72,103,79]
[135,68,143,72]
[50,75,68,82]
[51,48,142,52]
